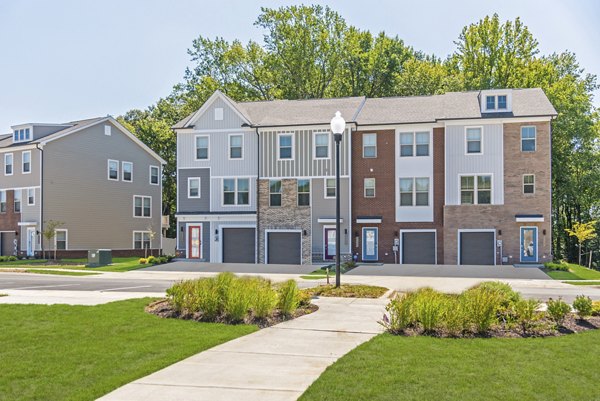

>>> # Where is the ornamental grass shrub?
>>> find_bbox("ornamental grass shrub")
[277,279,300,317]
[546,298,571,327]
[572,295,593,319]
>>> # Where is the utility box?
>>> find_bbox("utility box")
[88,249,112,267]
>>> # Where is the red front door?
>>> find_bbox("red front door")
[188,225,202,259]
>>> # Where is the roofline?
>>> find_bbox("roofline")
[355,113,557,126]
[11,123,73,130]
[244,121,358,129]
[180,90,252,129]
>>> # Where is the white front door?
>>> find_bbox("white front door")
[26,227,36,257]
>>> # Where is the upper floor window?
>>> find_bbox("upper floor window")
[269,180,282,206]
[122,162,133,182]
[363,133,377,158]
[400,132,429,157]
[314,132,329,159]
[497,95,507,109]
[133,231,150,250]
[466,128,482,154]
[297,179,310,206]
[278,134,293,160]
[27,188,35,206]
[150,166,160,185]
[4,153,13,175]
[523,174,535,194]
[521,126,536,152]
[188,177,201,198]
[325,178,336,198]
[22,151,31,174]
[195,136,209,160]
[13,128,31,143]
[134,195,151,217]
[14,189,21,212]
[400,133,414,157]
[364,178,376,198]
[55,229,68,250]
[460,175,492,205]
[229,135,243,159]
[399,177,429,206]
[0,190,5,213]
[107,159,119,181]
[223,178,249,206]
[486,96,496,110]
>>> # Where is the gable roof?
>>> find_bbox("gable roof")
[172,90,251,129]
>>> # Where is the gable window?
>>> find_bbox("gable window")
[325,178,336,198]
[486,96,496,110]
[4,153,13,175]
[14,190,21,213]
[150,166,160,185]
[122,162,133,182]
[229,135,243,159]
[278,134,293,160]
[104,125,112,136]
[27,188,35,206]
[22,151,31,173]
[363,133,377,158]
[134,195,151,217]
[523,174,535,194]
[108,159,119,180]
[400,133,413,157]
[269,180,282,207]
[399,178,429,206]
[188,177,201,198]
[297,179,310,206]
[0,191,6,213]
[466,128,482,154]
[133,231,150,250]
[55,230,68,250]
[364,178,375,198]
[521,126,536,152]
[195,136,209,160]
[498,95,507,110]
[214,108,223,121]
[314,132,329,159]
[461,175,492,205]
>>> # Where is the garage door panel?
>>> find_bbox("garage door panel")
[268,232,301,265]
[460,232,495,265]
[223,228,255,263]
[402,232,436,264]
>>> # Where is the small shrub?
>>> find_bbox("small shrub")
[139,258,148,264]
[382,292,417,334]
[463,286,502,333]
[514,298,542,334]
[166,254,175,262]
[8,256,17,262]
[297,290,312,308]
[147,256,157,264]
[473,281,521,307]
[546,298,571,327]
[250,278,277,319]
[412,288,446,333]
[342,260,357,269]
[544,262,570,272]
[573,295,593,319]
[592,301,600,316]
[158,256,168,264]
[0,256,6,262]
[278,280,300,317]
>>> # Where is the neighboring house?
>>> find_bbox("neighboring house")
[0,117,165,258]
[175,88,556,266]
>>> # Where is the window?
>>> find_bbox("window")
[498,95,507,110]
[223,178,249,205]
[415,178,429,205]
[229,135,243,159]
[269,180,282,206]
[314,132,329,159]
[27,188,34,206]
[486,96,496,110]
[22,151,31,173]
[150,166,160,185]
[364,178,375,198]
[55,230,67,250]
[14,190,21,213]
[4,153,13,175]
[466,128,482,154]
[108,159,119,180]
[122,162,133,182]
[104,125,112,136]
[400,132,429,157]
[363,133,377,158]
[278,134,293,159]
[223,179,235,205]
[399,178,429,206]
[460,175,492,205]
[12,128,31,143]
[237,179,249,205]
[523,174,535,194]
[188,177,201,198]
[134,196,151,217]
[214,108,223,121]
[399,178,413,206]
[0,191,5,213]
[133,231,150,250]
[400,133,413,157]
[325,178,336,198]
[521,126,536,152]
[298,179,310,206]
[415,132,430,156]
[195,136,209,160]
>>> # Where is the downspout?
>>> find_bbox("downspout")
[35,143,44,258]
[255,126,260,264]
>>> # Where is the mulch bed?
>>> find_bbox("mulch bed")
[146,299,318,329]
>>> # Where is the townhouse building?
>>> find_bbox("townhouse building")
[0,117,165,257]
[175,88,556,266]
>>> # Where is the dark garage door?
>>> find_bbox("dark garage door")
[223,228,255,263]
[267,232,301,265]
[1,232,16,256]
[460,232,495,265]
[402,232,436,264]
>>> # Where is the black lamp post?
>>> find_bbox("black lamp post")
[330,111,345,288]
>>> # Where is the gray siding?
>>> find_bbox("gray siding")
[445,124,504,205]
[191,97,246,131]
[178,168,210,213]
[0,148,41,190]
[260,128,350,178]
[19,187,41,250]
[43,121,162,250]
[177,220,210,261]
[210,177,257,212]
[33,125,70,141]
[311,177,351,255]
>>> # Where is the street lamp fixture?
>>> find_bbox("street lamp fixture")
[330,111,345,288]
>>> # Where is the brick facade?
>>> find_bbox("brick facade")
[0,190,21,256]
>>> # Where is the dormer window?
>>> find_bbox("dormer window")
[486,96,495,110]
[497,95,507,110]
[481,91,511,113]
[13,127,31,143]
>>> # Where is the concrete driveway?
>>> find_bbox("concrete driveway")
[141,261,317,275]
[347,264,550,280]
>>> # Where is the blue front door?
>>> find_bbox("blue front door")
[362,228,378,261]
[520,227,537,262]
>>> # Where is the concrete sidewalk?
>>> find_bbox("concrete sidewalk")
[97,297,387,401]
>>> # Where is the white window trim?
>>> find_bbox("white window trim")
[277,132,295,161]
[521,126,537,152]
[149,165,160,186]
[187,177,201,199]
[122,161,133,182]
[107,159,119,181]
[55,229,68,251]
[228,133,244,160]
[324,178,336,199]
[4,153,13,176]
[485,94,509,111]
[221,177,251,207]
[362,133,377,158]
[27,188,35,206]
[523,174,535,195]
[399,131,431,157]
[399,177,430,207]
[297,178,311,207]
[312,131,331,160]
[22,150,31,174]
[364,178,376,198]
[458,173,494,205]
[194,134,210,161]
[464,126,484,155]
[132,230,152,249]
[133,195,152,218]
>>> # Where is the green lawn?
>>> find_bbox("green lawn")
[0,257,149,272]
[564,280,600,286]
[300,332,600,401]
[25,269,100,276]
[0,298,257,401]
[544,263,600,280]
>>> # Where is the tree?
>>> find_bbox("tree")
[146,224,157,258]
[565,221,597,266]
[42,220,64,260]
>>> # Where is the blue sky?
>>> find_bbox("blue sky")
[1,0,598,132]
